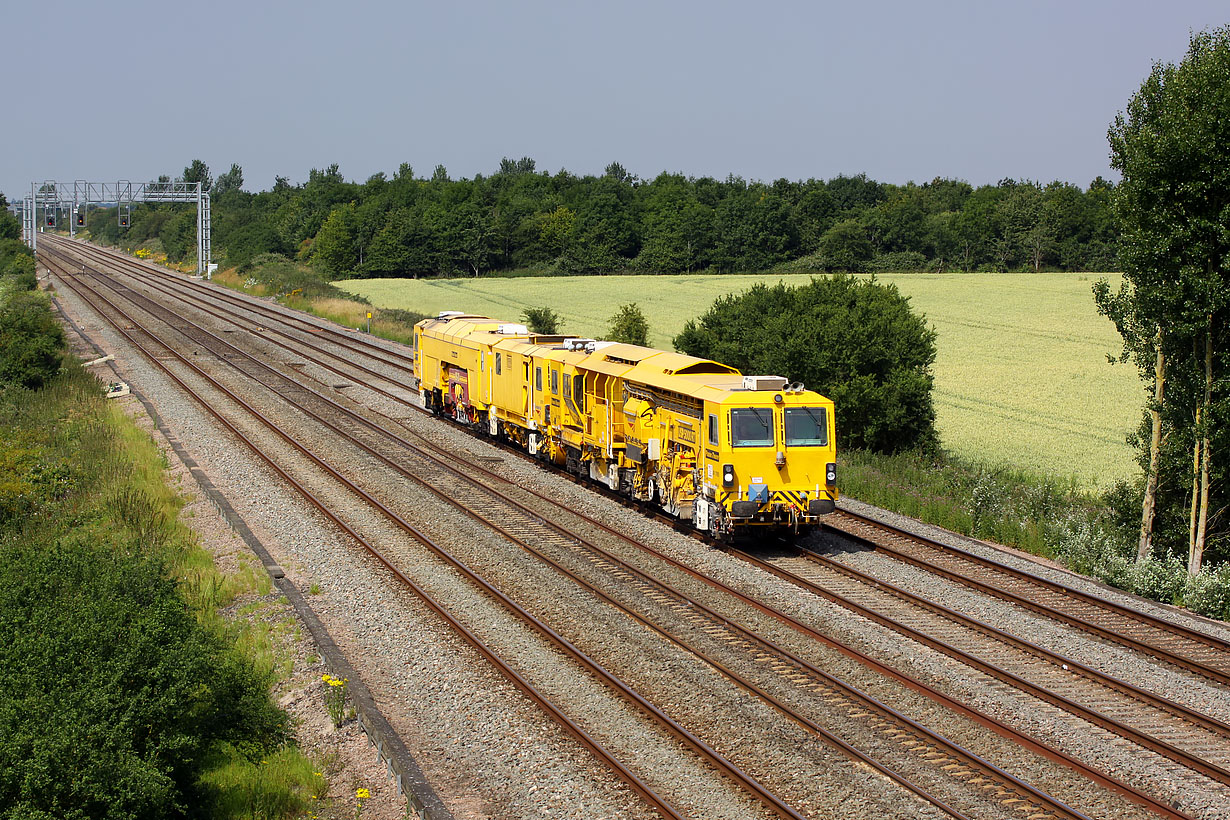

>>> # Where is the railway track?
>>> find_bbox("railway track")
[45,249,755,820]
[824,509,1230,687]
[737,545,1230,784]
[52,240,1230,688]
[43,242,1085,820]
[39,236,1230,818]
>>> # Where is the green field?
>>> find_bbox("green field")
[337,273,1142,488]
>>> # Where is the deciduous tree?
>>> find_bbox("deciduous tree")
[522,307,560,334]
[182,158,212,190]
[1096,25,1230,572]
[675,276,938,454]
[607,303,649,346]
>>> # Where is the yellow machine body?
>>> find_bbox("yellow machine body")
[414,312,838,536]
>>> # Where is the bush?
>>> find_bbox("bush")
[0,365,298,818]
[0,239,33,275]
[0,208,20,241]
[866,251,930,272]
[676,275,938,453]
[522,306,561,334]
[242,256,353,301]
[607,303,649,345]
[378,307,428,325]
[0,536,289,818]
[0,291,63,390]
[1185,565,1230,621]
[5,259,37,291]
[817,219,872,270]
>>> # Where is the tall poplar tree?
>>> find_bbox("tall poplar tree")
[1095,26,1230,572]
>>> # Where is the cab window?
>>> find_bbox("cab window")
[708,413,718,445]
[496,354,502,375]
[550,370,559,395]
[784,407,828,446]
[535,367,542,391]
[731,408,774,447]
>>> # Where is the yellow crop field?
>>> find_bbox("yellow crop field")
[337,273,1142,488]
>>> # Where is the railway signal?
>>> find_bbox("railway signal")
[24,179,211,275]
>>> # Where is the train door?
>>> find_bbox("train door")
[522,358,531,415]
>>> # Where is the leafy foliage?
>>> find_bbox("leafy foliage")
[607,303,649,346]
[0,538,288,818]
[676,276,938,453]
[0,204,20,241]
[182,158,212,191]
[0,285,62,390]
[521,306,560,334]
[1095,25,1230,568]
[0,368,296,818]
[841,449,1230,621]
[213,163,245,197]
[83,156,1120,279]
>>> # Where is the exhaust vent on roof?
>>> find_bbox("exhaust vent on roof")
[438,310,465,320]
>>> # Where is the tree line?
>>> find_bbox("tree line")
[79,158,1119,278]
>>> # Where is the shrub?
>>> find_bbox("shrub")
[0,291,63,390]
[378,307,428,325]
[1185,565,1230,621]
[1128,555,1188,602]
[676,275,938,453]
[0,537,289,817]
[867,251,930,272]
[607,303,649,345]
[522,306,561,334]
[817,219,872,270]
[0,209,20,241]
[0,364,299,818]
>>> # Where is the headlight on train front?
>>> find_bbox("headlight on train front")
[722,464,735,487]
[826,462,837,486]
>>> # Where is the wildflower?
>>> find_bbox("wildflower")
[322,673,349,726]
[356,787,371,800]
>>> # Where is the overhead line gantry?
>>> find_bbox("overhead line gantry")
[22,179,213,277]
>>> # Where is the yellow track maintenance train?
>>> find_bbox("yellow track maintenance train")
[414,311,837,537]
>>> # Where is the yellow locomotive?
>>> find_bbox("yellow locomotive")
[414,311,837,536]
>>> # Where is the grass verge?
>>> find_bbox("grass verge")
[841,448,1230,621]
[0,363,322,818]
[212,255,426,345]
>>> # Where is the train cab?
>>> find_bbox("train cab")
[696,376,837,534]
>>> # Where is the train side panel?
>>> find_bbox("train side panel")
[413,311,838,537]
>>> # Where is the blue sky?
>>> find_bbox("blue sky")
[4,1,1226,198]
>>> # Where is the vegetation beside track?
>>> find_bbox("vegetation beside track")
[218,247,1229,620]
[840,451,1230,620]
[0,248,326,817]
[207,255,427,346]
